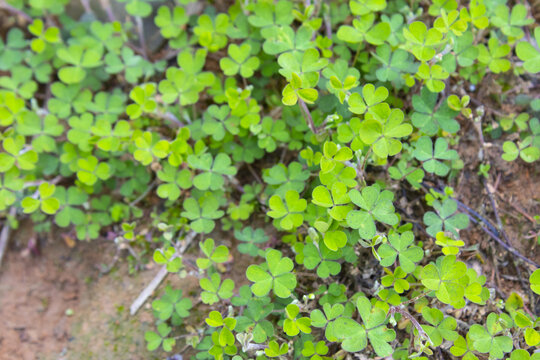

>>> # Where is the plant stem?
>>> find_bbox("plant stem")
[129,231,197,315]
[80,0,94,17]
[423,183,539,268]
[129,180,157,207]
[400,290,431,306]
[246,163,263,185]
[483,177,510,244]
[352,43,363,66]
[323,0,332,41]
[298,98,317,134]
[99,0,116,22]
[357,148,371,186]
[135,16,148,60]
[466,212,539,268]
[388,305,431,343]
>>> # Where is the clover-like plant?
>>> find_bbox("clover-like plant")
[346,185,399,240]
[246,249,297,298]
[2,1,538,360]
[267,190,307,231]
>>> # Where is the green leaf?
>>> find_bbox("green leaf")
[421,255,469,308]
[181,195,224,234]
[450,334,478,359]
[76,155,111,186]
[127,84,156,119]
[492,4,533,39]
[388,160,425,189]
[477,37,511,74]
[265,340,288,357]
[220,43,260,78]
[373,44,418,85]
[323,230,348,252]
[421,307,458,347]
[200,273,235,304]
[196,238,229,270]
[267,190,307,230]
[145,330,163,351]
[403,21,443,61]
[413,136,458,176]
[359,106,412,159]
[516,27,540,73]
[333,317,366,352]
[346,185,398,239]
[194,13,229,52]
[263,162,309,197]
[283,304,311,336]
[469,313,513,359]
[234,227,268,257]
[334,297,395,356]
[152,286,192,320]
[337,14,390,45]
[246,249,297,298]
[530,269,540,295]
[154,6,188,39]
[412,87,460,135]
[378,231,423,272]
[381,266,409,293]
[312,182,352,221]
[424,199,469,237]
[156,164,192,201]
[350,0,387,16]
[188,153,237,191]
[416,62,449,93]
[303,240,342,278]
[348,83,388,115]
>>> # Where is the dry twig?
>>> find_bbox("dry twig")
[130,231,197,315]
[0,0,32,22]
[0,208,17,269]
[298,98,318,134]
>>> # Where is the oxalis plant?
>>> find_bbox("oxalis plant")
[0,0,539,359]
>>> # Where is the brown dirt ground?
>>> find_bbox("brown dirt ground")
[452,115,540,313]
[0,223,200,360]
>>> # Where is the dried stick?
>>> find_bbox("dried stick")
[482,178,531,299]
[388,305,431,343]
[496,194,537,224]
[323,0,332,41]
[129,263,168,315]
[130,231,196,315]
[135,16,148,60]
[246,163,263,185]
[22,175,62,189]
[298,98,317,134]
[99,0,116,22]
[0,0,32,22]
[80,0,95,17]
[0,208,17,269]
[423,184,539,268]
[466,212,539,268]
[483,177,512,245]
[424,183,500,236]
[129,180,157,207]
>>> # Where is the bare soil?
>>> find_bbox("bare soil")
[453,117,540,313]
[0,224,198,360]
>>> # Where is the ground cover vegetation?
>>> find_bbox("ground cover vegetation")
[0,0,539,359]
